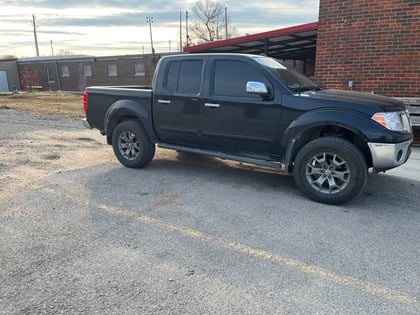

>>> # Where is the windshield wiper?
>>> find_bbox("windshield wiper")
[301,86,321,92]
[290,85,320,94]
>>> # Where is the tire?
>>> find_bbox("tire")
[293,137,367,204]
[111,120,155,168]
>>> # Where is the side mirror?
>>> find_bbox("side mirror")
[246,81,269,95]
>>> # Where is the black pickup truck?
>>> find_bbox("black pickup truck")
[83,53,413,204]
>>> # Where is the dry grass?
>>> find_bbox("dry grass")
[0,92,84,118]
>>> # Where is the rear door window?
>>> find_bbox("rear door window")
[164,60,203,95]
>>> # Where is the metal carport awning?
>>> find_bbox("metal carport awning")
[184,22,318,60]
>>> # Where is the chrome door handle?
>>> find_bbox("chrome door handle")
[204,103,220,108]
[157,99,171,104]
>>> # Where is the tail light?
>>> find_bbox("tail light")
[83,91,88,113]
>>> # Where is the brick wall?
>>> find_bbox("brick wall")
[79,57,158,88]
[315,0,419,97]
[17,55,159,92]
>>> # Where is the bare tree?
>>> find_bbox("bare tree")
[56,49,74,56]
[190,0,226,43]
[1,55,16,59]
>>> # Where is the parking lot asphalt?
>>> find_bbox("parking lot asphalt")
[0,111,419,314]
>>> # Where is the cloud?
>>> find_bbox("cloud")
[40,12,180,28]
[0,0,195,11]
[0,0,319,57]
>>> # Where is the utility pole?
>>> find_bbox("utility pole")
[146,16,155,59]
[50,40,54,56]
[225,7,228,39]
[32,14,39,57]
[185,11,191,46]
[179,11,182,51]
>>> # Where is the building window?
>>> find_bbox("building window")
[62,65,69,77]
[135,62,145,76]
[47,68,55,83]
[83,64,92,77]
[108,64,117,77]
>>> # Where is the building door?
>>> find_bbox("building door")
[0,71,9,92]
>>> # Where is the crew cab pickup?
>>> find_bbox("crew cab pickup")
[83,53,413,204]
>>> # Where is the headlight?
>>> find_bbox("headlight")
[371,111,411,132]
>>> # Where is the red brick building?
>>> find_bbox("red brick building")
[16,54,160,92]
[315,0,419,97]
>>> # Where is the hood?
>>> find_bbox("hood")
[304,89,405,111]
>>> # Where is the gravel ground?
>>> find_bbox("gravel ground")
[0,108,112,201]
[0,108,419,314]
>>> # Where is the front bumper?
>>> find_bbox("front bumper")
[368,139,412,172]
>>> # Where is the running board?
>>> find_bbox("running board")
[157,143,283,170]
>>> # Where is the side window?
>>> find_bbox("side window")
[164,60,203,94]
[213,60,269,98]
[164,61,180,93]
[178,60,203,94]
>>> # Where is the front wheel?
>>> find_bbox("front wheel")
[112,120,155,168]
[293,137,367,204]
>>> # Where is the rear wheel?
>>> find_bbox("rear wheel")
[112,120,155,168]
[293,137,367,204]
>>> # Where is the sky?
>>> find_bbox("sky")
[0,0,319,58]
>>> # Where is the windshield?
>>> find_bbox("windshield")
[254,56,319,93]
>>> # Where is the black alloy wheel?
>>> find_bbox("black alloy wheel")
[294,137,368,204]
[112,120,155,168]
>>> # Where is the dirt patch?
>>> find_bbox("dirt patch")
[0,93,115,202]
[0,109,181,203]
[0,112,113,202]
